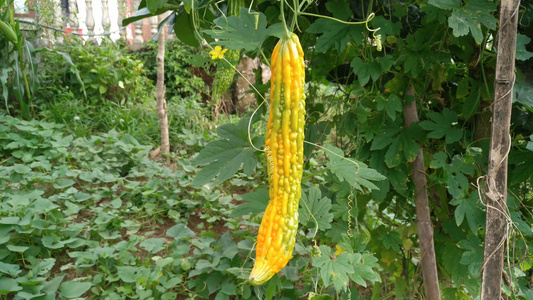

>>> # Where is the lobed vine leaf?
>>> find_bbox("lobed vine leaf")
[298,186,333,231]
[447,0,497,44]
[205,9,282,52]
[419,108,462,143]
[192,117,262,187]
[312,246,354,292]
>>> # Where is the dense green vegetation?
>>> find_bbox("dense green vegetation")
[1,0,533,299]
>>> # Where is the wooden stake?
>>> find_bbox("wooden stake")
[481,0,520,298]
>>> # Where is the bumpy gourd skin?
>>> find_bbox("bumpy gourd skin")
[211,0,244,103]
[249,33,305,286]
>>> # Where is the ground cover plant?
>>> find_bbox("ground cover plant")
[1,0,533,299]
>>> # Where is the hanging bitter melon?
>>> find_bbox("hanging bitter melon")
[249,32,306,285]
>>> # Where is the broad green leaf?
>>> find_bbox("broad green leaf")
[326,145,385,191]
[299,187,333,231]
[192,118,260,187]
[6,244,28,253]
[0,217,20,224]
[116,266,149,283]
[13,164,31,174]
[59,281,92,298]
[0,262,21,276]
[230,188,269,217]
[350,58,381,86]
[379,231,402,251]
[450,192,484,232]
[516,34,533,61]
[174,11,200,47]
[0,278,22,295]
[140,238,166,253]
[448,0,497,44]
[370,126,399,150]
[458,235,483,276]
[428,0,460,10]
[312,246,354,292]
[122,7,153,26]
[307,19,364,52]
[53,178,75,189]
[166,224,195,240]
[146,0,167,13]
[514,81,533,109]
[419,108,462,143]
[205,9,281,52]
[214,232,238,259]
[325,0,352,21]
[347,253,381,287]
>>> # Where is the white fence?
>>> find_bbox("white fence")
[15,0,168,46]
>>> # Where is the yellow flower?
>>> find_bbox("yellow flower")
[335,244,346,256]
[209,46,228,60]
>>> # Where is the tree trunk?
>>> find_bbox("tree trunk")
[403,86,441,300]
[481,0,519,298]
[156,13,170,157]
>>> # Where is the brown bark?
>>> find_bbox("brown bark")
[481,0,519,298]
[403,86,441,300]
[156,13,170,157]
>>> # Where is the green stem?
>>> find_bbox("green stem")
[260,48,271,68]
[480,34,491,98]
[280,0,291,39]
[290,0,298,32]
[299,11,377,28]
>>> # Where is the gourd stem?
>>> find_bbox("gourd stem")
[280,0,291,40]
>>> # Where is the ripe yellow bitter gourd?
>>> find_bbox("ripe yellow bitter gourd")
[249,33,305,285]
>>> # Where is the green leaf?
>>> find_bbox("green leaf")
[214,232,238,259]
[419,108,462,143]
[174,11,200,47]
[312,246,354,292]
[325,145,385,191]
[350,58,381,86]
[122,7,154,26]
[6,244,28,253]
[53,178,75,189]
[448,0,497,44]
[379,231,402,251]
[116,266,149,283]
[325,0,352,21]
[166,224,195,240]
[428,0,460,10]
[0,217,20,224]
[140,238,166,253]
[516,34,533,61]
[459,235,483,276]
[450,191,484,232]
[205,9,280,52]
[0,262,21,276]
[192,118,260,187]
[59,281,92,298]
[146,0,168,13]
[13,164,31,174]
[299,186,333,231]
[230,188,269,217]
[307,19,364,52]
[347,253,381,287]
[0,278,22,295]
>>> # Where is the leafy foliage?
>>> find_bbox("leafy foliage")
[4,0,533,298]
[131,38,205,102]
